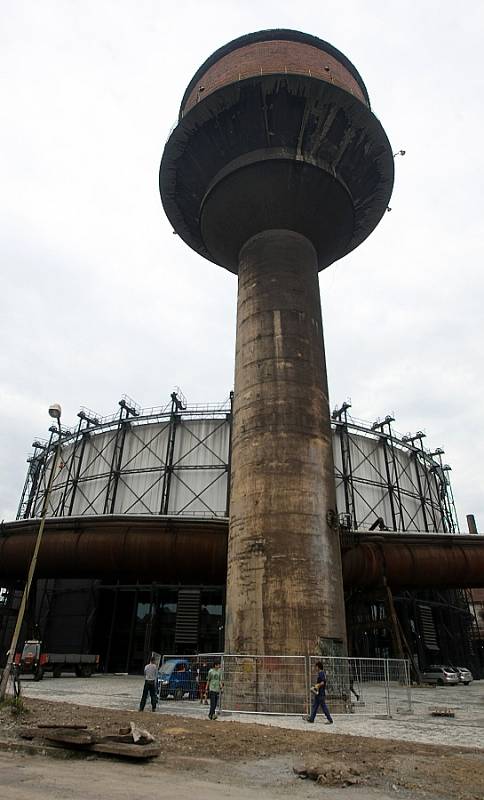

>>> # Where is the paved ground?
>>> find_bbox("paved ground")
[20,673,484,749]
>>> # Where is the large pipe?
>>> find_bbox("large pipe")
[2,518,484,590]
[0,516,227,583]
[341,540,484,589]
[227,230,345,654]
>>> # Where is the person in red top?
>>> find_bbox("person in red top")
[306,660,333,724]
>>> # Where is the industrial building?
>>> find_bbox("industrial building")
[0,393,482,676]
[1,30,483,681]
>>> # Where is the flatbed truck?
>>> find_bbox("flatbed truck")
[15,640,100,681]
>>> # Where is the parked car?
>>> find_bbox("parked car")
[420,665,459,685]
[157,659,197,700]
[452,666,473,685]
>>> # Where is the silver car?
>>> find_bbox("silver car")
[420,665,459,685]
[453,666,473,685]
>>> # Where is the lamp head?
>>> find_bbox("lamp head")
[48,403,62,421]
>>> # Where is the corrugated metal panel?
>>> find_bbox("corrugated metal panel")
[168,420,229,516]
[72,434,116,516]
[115,422,170,514]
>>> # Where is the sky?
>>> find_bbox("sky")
[1,0,483,529]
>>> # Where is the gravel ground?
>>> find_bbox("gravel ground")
[18,673,484,749]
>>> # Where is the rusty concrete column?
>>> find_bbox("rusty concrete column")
[225,229,346,655]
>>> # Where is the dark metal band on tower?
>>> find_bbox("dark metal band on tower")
[160,29,394,656]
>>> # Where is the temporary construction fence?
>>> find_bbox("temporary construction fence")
[158,653,222,703]
[308,656,412,718]
[157,653,412,717]
[222,655,308,714]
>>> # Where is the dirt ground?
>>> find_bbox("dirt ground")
[1,698,483,800]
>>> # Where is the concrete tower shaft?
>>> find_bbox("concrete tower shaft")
[228,229,345,653]
[160,29,394,657]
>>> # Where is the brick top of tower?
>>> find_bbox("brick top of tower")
[180,29,370,118]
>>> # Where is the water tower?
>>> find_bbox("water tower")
[160,30,393,656]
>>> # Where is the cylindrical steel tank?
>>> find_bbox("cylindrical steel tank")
[20,405,456,535]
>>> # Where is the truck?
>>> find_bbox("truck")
[14,640,100,681]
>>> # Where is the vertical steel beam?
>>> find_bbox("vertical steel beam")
[161,397,179,515]
[414,441,439,532]
[384,422,405,531]
[103,408,129,515]
[18,452,44,520]
[58,419,83,516]
[412,452,430,532]
[31,431,55,518]
[67,432,89,517]
[338,410,357,529]
[381,437,398,531]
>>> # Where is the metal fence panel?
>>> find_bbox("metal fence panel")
[158,653,411,717]
[159,653,222,703]
[386,658,413,716]
[309,656,412,718]
[221,655,308,714]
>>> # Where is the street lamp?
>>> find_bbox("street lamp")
[0,404,62,700]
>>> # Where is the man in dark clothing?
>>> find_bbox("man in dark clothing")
[349,659,360,702]
[306,660,333,724]
[139,656,158,712]
[198,661,209,704]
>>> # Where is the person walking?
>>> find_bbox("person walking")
[139,655,158,712]
[206,660,223,720]
[349,659,360,702]
[198,661,209,704]
[306,660,333,724]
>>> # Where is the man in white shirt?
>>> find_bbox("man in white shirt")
[139,656,158,712]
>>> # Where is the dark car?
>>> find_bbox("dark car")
[157,659,197,700]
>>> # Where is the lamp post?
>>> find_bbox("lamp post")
[0,404,62,701]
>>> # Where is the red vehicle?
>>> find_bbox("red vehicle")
[15,640,99,681]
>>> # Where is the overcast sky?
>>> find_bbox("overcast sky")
[1,1,483,530]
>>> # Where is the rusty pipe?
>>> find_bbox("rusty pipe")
[2,518,484,590]
[341,541,484,589]
[0,516,228,583]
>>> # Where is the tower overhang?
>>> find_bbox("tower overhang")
[161,74,393,273]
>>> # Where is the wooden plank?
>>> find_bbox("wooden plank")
[19,728,94,745]
[90,741,161,759]
[37,724,88,730]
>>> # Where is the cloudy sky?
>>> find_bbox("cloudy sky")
[1,1,483,529]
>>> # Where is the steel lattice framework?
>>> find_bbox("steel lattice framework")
[17,394,458,534]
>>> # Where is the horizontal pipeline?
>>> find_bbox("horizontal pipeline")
[0,517,483,589]
[0,516,228,583]
[341,541,484,589]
